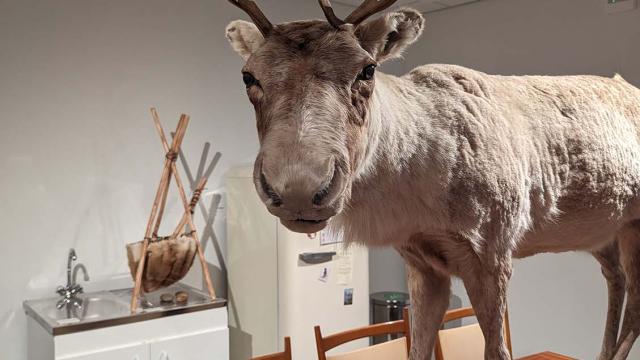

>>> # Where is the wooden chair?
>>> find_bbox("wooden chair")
[434,306,512,360]
[251,337,292,360]
[315,307,411,360]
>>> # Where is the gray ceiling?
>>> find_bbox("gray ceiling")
[334,0,480,13]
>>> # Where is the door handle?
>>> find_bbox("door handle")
[299,252,336,264]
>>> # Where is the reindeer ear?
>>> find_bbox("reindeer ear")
[356,9,424,63]
[225,20,266,60]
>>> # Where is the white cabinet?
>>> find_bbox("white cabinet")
[27,307,229,360]
[149,329,229,360]
[57,329,229,360]
[59,343,148,360]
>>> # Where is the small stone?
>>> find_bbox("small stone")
[175,291,189,305]
[160,293,174,304]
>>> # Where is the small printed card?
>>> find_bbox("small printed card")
[319,229,343,246]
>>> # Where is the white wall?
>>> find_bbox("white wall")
[371,0,640,358]
[0,1,351,359]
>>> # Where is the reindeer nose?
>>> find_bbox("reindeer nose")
[312,165,338,206]
[259,171,283,207]
[258,161,340,209]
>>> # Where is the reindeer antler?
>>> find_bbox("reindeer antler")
[227,0,273,36]
[319,0,346,28]
[319,0,398,28]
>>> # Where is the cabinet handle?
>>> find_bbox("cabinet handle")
[158,351,169,360]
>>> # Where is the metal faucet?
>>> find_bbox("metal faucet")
[56,248,90,310]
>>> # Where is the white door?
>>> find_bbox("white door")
[59,343,148,360]
[227,168,279,359]
[149,329,229,360]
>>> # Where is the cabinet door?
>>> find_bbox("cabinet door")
[149,328,229,360]
[59,343,148,360]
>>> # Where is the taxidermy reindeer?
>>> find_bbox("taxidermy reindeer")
[225,0,640,359]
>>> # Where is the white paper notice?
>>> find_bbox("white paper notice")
[319,229,343,246]
[336,246,353,285]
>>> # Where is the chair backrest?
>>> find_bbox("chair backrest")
[315,307,411,360]
[434,307,512,360]
[325,337,408,360]
[251,337,292,360]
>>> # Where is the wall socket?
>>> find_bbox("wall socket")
[606,0,637,14]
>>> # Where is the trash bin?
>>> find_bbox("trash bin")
[370,292,410,345]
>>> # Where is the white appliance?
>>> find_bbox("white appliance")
[227,166,369,360]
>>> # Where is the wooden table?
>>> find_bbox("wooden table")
[518,352,576,360]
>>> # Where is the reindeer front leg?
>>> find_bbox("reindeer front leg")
[397,246,451,360]
[459,253,513,360]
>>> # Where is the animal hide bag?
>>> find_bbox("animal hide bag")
[126,234,197,293]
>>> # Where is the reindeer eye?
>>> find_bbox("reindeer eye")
[359,64,376,81]
[242,72,258,87]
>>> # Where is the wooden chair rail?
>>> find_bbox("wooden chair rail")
[442,307,476,323]
[517,352,576,360]
[251,337,292,360]
[315,320,406,350]
[315,307,410,360]
[435,306,512,360]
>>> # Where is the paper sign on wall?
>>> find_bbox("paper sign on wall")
[336,245,353,285]
[319,229,343,246]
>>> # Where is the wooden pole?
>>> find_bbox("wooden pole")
[150,109,217,300]
[130,113,190,313]
[152,166,173,237]
[172,177,208,238]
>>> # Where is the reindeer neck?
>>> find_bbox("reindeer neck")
[338,71,445,246]
[358,71,435,181]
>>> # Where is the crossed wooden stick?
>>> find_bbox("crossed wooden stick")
[130,109,216,313]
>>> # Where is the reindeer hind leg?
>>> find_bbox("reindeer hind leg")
[612,221,640,360]
[593,241,626,360]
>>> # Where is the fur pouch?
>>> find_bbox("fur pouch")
[126,234,197,293]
